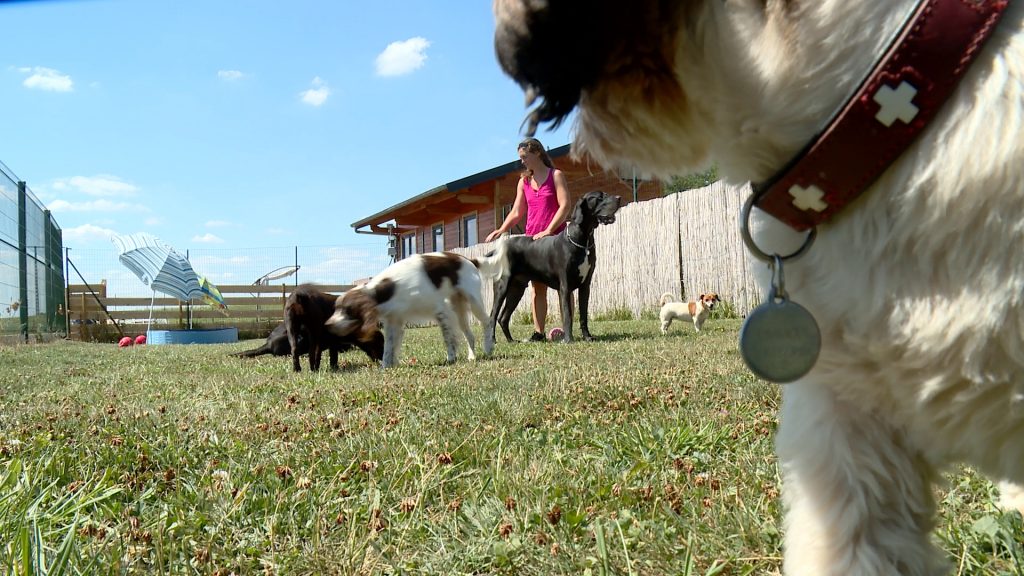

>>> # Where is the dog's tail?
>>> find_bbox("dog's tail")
[659,292,678,306]
[472,236,510,280]
[234,344,273,358]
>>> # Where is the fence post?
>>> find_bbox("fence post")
[64,247,71,337]
[17,181,29,342]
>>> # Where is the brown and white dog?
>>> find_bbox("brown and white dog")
[659,292,719,334]
[495,1,1024,574]
[326,252,497,368]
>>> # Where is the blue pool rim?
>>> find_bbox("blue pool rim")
[147,327,238,345]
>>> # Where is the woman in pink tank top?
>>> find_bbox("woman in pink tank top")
[485,138,571,342]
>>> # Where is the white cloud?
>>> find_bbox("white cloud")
[266,227,288,236]
[62,223,119,244]
[52,175,138,197]
[299,77,330,107]
[19,66,74,92]
[192,233,224,244]
[217,70,245,81]
[205,220,233,228]
[144,217,162,226]
[49,198,147,213]
[375,37,430,77]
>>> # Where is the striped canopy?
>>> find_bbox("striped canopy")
[111,233,204,302]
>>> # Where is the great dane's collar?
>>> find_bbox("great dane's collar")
[565,222,594,253]
[750,0,1009,232]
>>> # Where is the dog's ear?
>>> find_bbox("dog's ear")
[570,197,587,226]
[325,313,361,337]
[361,298,382,338]
[326,290,378,341]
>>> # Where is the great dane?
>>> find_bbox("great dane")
[486,190,621,343]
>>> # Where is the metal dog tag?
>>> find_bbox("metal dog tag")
[740,294,820,384]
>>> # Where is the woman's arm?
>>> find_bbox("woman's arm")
[485,177,526,242]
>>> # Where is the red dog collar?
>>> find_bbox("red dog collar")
[752,0,1010,232]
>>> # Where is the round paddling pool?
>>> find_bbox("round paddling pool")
[147,327,238,345]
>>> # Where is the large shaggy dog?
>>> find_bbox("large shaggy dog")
[326,252,495,368]
[485,190,621,343]
[495,1,1024,574]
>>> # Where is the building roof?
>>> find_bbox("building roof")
[351,144,571,235]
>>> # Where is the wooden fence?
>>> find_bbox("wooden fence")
[66,282,351,342]
[66,182,764,342]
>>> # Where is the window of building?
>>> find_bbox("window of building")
[432,224,444,252]
[500,203,523,235]
[401,233,416,259]
[462,214,478,247]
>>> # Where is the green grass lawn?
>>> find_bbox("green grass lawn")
[1,319,1021,575]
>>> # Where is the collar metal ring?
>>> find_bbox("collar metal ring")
[740,192,816,263]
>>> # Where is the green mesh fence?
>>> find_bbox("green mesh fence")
[0,161,65,342]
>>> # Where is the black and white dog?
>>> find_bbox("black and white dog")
[485,190,621,343]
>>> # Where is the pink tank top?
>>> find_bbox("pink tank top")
[523,169,566,236]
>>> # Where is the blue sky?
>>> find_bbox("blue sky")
[1,0,574,289]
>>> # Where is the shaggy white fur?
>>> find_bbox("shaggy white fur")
[494,0,1024,573]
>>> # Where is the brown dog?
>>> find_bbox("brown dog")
[234,319,383,366]
[285,284,383,372]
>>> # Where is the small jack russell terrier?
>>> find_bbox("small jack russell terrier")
[659,292,720,334]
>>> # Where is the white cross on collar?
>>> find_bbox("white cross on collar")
[789,184,828,212]
[873,81,919,127]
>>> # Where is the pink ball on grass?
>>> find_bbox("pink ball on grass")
[118,336,133,348]
[548,327,565,341]
[134,334,147,345]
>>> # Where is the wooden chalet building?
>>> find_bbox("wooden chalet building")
[352,144,664,259]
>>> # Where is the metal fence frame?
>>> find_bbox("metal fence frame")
[0,161,65,342]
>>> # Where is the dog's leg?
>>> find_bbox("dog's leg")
[309,340,322,372]
[577,279,593,341]
[435,304,460,364]
[498,280,529,342]
[998,481,1024,515]
[381,320,404,369]
[558,287,574,342]
[467,292,493,356]
[660,312,672,335]
[328,343,339,371]
[286,318,302,372]
[450,295,477,361]
[489,277,513,343]
[778,382,946,576]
